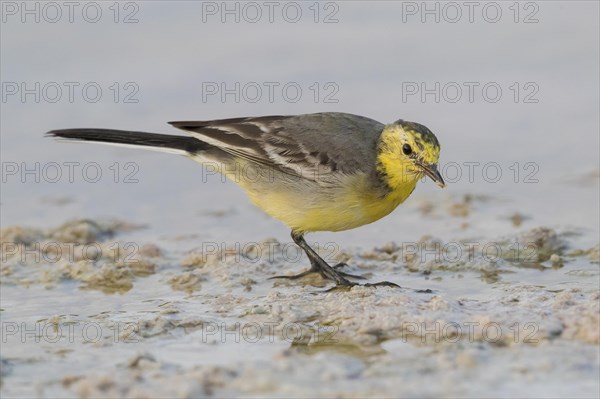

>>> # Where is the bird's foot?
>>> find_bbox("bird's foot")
[269,262,366,283]
[324,280,401,292]
[268,268,317,281]
[332,263,367,279]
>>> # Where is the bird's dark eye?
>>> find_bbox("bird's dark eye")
[402,144,412,155]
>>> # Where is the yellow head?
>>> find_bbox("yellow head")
[376,120,445,191]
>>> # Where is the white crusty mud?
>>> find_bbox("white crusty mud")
[1,210,598,398]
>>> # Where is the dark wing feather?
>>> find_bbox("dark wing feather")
[168,113,385,180]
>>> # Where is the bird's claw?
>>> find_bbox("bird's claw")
[331,262,367,279]
[270,262,366,282]
[268,269,316,280]
[323,280,401,292]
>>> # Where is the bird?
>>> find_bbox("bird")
[47,112,445,288]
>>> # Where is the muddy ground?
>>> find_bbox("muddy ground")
[1,190,598,398]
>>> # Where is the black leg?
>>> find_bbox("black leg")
[269,231,398,288]
[269,231,354,285]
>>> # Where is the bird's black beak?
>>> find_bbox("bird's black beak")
[417,162,446,188]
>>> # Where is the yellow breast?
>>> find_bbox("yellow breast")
[197,131,423,233]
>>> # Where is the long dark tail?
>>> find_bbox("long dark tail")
[46,128,207,155]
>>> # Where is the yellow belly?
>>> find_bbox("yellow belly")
[193,156,420,233]
[243,173,418,233]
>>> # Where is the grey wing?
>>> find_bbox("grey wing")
[168,112,385,181]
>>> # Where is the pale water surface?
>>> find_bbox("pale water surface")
[1,2,599,397]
